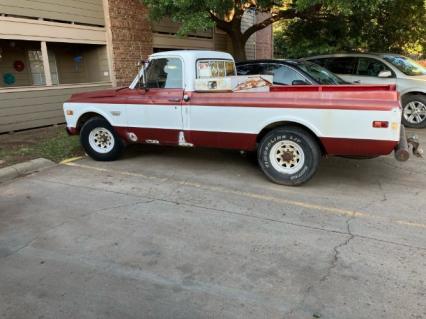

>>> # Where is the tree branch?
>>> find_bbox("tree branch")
[242,4,323,42]
[242,9,298,41]
[209,11,232,31]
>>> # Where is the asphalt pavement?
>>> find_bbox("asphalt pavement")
[0,129,425,319]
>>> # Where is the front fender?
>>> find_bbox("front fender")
[63,102,127,129]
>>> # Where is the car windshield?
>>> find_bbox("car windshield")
[383,55,426,76]
[297,61,347,84]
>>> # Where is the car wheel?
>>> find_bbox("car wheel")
[258,127,321,186]
[80,117,124,161]
[401,94,426,128]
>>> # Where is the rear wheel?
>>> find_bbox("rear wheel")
[258,127,321,186]
[80,117,124,161]
[401,94,426,128]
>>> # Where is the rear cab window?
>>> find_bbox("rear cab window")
[197,60,236,78]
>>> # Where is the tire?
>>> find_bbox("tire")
[257,127,321,186]
[401,94,426,128]
[80,117,124,161]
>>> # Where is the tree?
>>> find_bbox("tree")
[141,0,328,61]
[274,0,426,59]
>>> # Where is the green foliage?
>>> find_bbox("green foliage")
[274,0,426,58]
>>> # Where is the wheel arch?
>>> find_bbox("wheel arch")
[256,121,326,155]
[401,91,426,101]
[76,112,109,132]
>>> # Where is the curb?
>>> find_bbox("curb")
[0,158,56,184]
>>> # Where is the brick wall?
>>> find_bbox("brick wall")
[255,13,273,59]
[107,0,153,87]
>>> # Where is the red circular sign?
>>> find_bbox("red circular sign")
[13,60,25,72]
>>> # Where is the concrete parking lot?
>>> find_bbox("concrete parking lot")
[0,129,425,319]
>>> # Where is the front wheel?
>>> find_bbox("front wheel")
[80,117,124,161]
[401,94,426,128]
[258,127,321,186]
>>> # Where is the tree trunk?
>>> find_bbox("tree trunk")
[229,31,247,62]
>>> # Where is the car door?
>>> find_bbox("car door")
[126,57,184,145]
[352,57,396,85]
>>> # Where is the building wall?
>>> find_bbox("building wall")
[0,84,111,133]
[0,0,105,26]
[107,0,152,87]
[241,10,257,60]
[255,13,273,59]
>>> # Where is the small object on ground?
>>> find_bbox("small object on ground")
[313,312,321,318]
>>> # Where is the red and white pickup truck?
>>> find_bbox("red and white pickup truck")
[63,51,421,185]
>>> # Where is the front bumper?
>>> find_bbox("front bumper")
[394,126,423,161]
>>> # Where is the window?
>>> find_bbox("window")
[324,57,357,75]
[264,64,308,85]
[236,64,262,75]
[197,60,236,78]
[146,58,183,88]
[28,50,59,85]
[383,55,426,76]
[308,59,328,67]
[297,62,346,84]
[357,58,392,77]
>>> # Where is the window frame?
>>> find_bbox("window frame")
[145,56,185,89]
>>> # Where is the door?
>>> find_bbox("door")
[352,57,396,85]
[126,57,184,145]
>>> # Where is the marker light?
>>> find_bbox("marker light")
[372,121,389,128]
[66,110,74,116]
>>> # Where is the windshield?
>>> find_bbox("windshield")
[297,61,347,84]
[383,55,426,76]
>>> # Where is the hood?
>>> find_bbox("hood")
[67,87,129,102]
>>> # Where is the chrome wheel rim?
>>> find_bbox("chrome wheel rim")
[404,101,426,124]
[88,127,115,154]
[270,140,305,174]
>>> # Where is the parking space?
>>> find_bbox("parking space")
[0,129,425,319]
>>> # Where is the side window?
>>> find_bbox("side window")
[265,64,307,85]
[325,57,357,75]
[309,59,327,67]
[146,58,183,89]
[357,58,392,77]
[236,64,262,75]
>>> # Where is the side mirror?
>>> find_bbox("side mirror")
[378,70,392,78]
[292,80,309,85]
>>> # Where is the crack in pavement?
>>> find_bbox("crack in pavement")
[31,177,426,251]
[283,213,356,318]
[319,213,355,283]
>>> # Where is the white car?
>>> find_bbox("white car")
[305,53,426,128]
